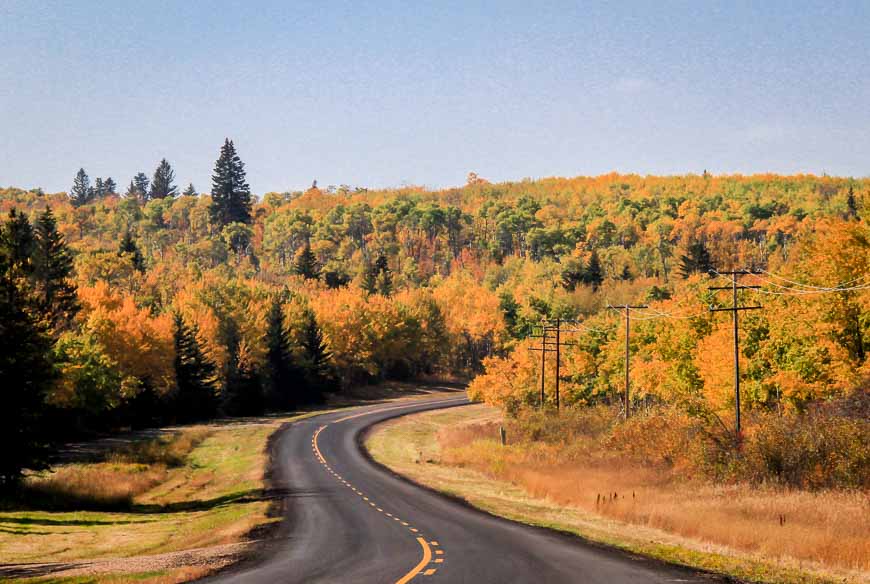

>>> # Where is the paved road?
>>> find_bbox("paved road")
[205,393,723,583]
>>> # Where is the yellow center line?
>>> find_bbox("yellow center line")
[395,537,433,584]
[313,406,450,584]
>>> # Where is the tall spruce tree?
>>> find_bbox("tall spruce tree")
[182,183,197,197]
[220,317,263,416]
[70,168,93,207]
[33,207,78,330]
[150,159,178,200]
[103,177,117,195]
[263,297,301,410]
[118,230,146,273]
[0,221,54,489]
[678,240,713,278]
[133,172,151,201]
[846,186,859,220]
[210,139,252,228]
[93,177,106,198]
[363,253,392,296]
[1,210,35,278]
[172,313,218,422]
[300,311,336,402]
[293,243,320,280]
[584,249,604,290]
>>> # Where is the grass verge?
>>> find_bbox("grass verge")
[0,412,324,583]
[365,404,870,584]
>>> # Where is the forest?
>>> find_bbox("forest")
[1,138,868,489]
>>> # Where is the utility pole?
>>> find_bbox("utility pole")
[709,269,762,438]
[608,304,647,418]
[529,319,577,410]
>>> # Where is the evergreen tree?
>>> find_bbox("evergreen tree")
[210,139,252,228]
[182,183,197,197]
[361,259,378,294]
[150,159,178,200]
[300,311,336,402]
[678,240,713,278]
[103,177,117,195]
[293,243,320,279]
[220,316,263,416]
[584,249,604,290]
[363,253,393,296]
[118,230,146,273]
[33,207,78,331]
[0,250,54,489]
[263,297,301,410]
[172,313,218,422]
[133,172,150,201]
[1,209,36,278]
[560,257,585,291]
[70,168,93,207]
[93,177,105,198]
[846,186,859,220]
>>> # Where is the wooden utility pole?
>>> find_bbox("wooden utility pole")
[709,270,762,437]
[608,304,647,418]
[529,319,577,410]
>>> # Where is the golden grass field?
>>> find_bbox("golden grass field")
[366,404,870,584]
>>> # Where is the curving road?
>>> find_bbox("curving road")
[205,393,723,583]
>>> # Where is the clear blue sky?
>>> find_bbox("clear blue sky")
[2,1,869,195]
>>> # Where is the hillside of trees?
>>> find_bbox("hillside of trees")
[1,140,868,487]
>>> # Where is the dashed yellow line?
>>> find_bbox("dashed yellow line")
[312,410,448,582]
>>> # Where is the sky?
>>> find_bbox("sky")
[2,0,869,195]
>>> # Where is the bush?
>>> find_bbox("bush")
[742,411,870,489]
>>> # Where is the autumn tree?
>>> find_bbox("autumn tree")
[210,139,252,228]
[150,159,178,200]
[172,313,218,422]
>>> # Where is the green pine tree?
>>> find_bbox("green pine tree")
[300,311,336,403]
[846,186,859,220]
[118,230,146,273]
[133,172,150,201]
[70,168,93,207]
[678,240,713,278]
[219,316,263,416]
[0,226,54,489]
[210,139,252,228]
[584,249,604,290]
[150,159,178,200]
[182,183,197,197]
[293,243,320,279]
[263,297,302,410]
[103,177,117,195]
[33,207,78,331]
[172,313,218,422]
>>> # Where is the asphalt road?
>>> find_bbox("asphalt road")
[205,393,724,584]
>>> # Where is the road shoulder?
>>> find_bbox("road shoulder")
[365,404,863,584]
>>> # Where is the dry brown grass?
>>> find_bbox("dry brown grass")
[439,415,870,575]
[18,428,212,511]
